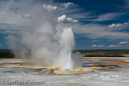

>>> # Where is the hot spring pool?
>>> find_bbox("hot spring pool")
[0,65,129,86]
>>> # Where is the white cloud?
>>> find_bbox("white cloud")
[120,41,129,44]
[57,15,79,22]
[57,15,67,22]
[108,22,128,28]
[61,2,74,8]
[91,45,97,47]
[109,45,121,47]
[66,18,72,21]
[88,12,124,21]
[43,4,57,12]
[67,18,79,22]
[72,19,79,23]
[91,45,104,47]
[108,23,122,28]
[68,12,95,20]
[98,13,124,21]
[69,23,129,40]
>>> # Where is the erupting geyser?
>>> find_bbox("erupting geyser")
[6,2,81,72]
[7,24,78,70]
[58,27,74,70]
[7,26,76,70]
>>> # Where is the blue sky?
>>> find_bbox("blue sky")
[0,0,129,49]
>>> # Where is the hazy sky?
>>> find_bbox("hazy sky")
[0,0,129,49]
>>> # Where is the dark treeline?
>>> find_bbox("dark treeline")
[74,49,129,57]
[0,49,14,58]
[0,49,129,58]
[74,49,129,54]
[84,54,125,57]
[0,52,15,58]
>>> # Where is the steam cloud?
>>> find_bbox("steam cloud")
[5,0,81,69]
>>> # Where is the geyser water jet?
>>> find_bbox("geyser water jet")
[58,27,74,70]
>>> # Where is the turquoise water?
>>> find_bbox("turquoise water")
[54,69,76,73]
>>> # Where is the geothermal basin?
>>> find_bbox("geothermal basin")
[0,57,129,86]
